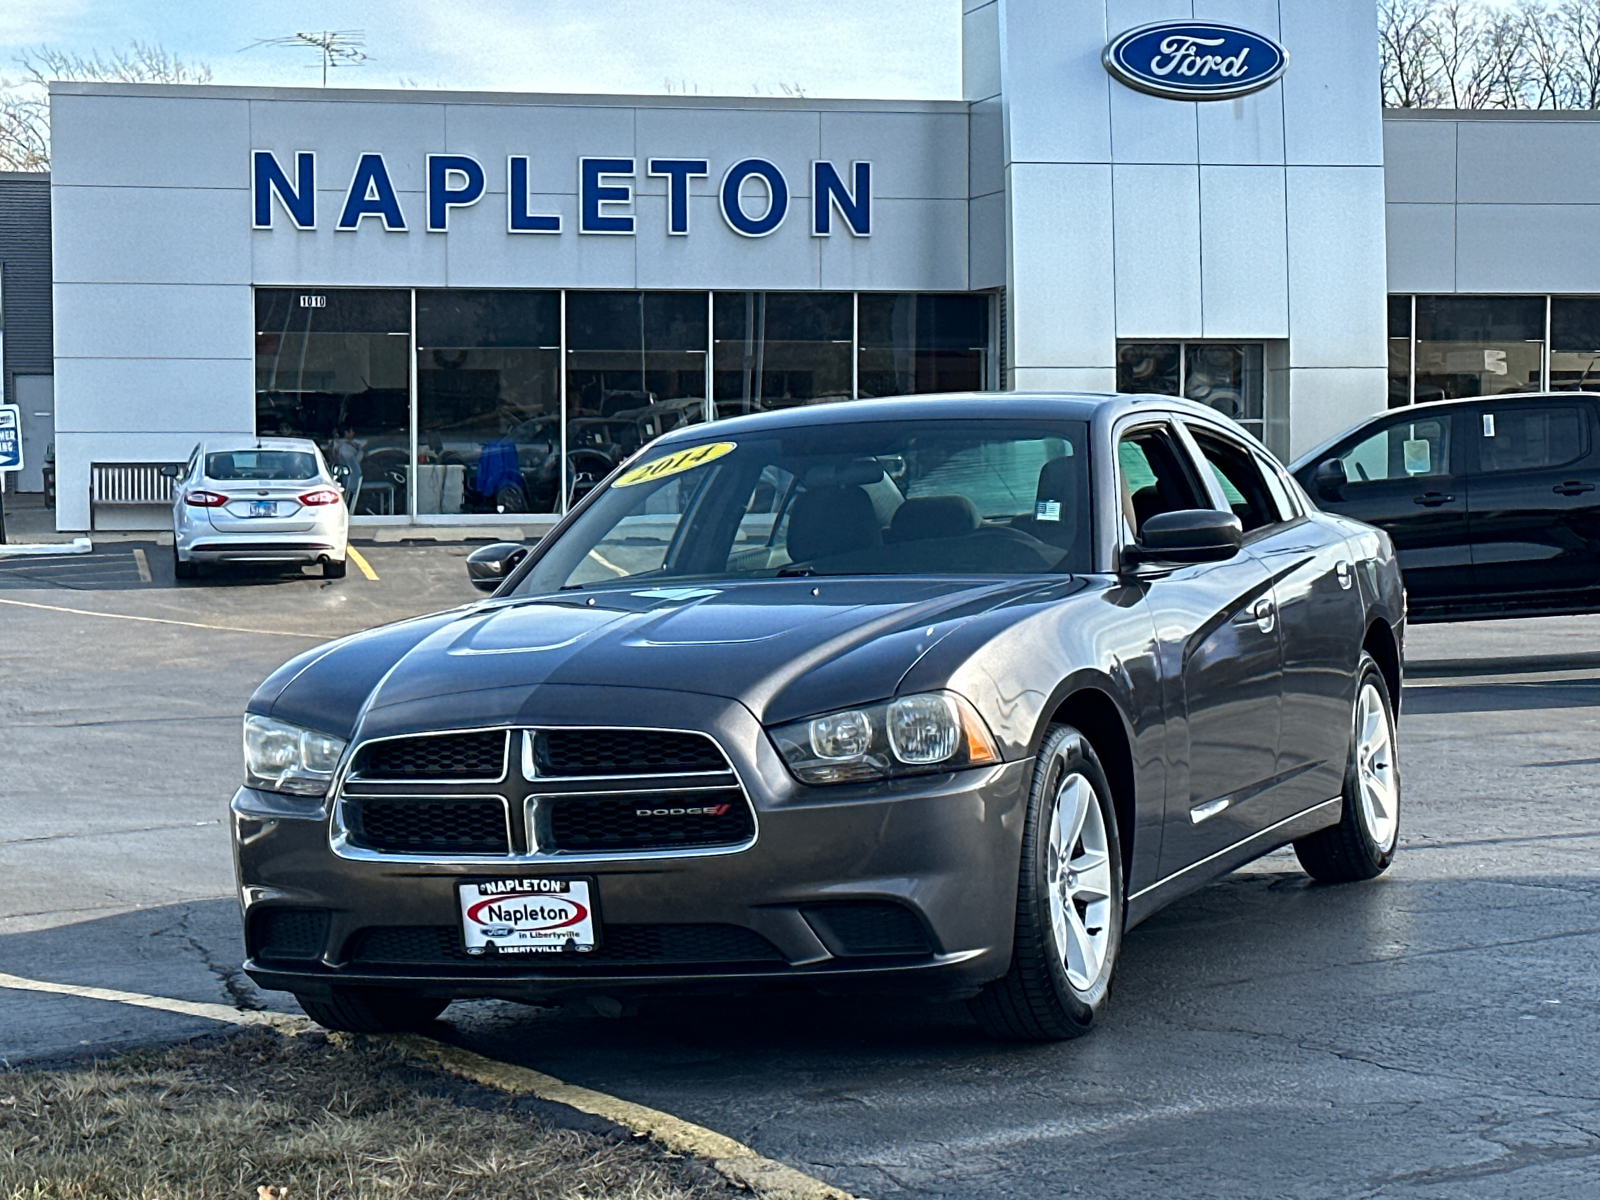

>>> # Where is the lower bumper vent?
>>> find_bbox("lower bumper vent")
[251,908,330,962]
[348,923,785,966]
[802,902,933,958]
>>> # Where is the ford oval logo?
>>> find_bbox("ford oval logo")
[1103,21,1288,101]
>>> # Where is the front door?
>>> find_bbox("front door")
[1466,398,1600,601]
[13,374,52,494]
[1321,409,1471,604]
[1115,423,1285,876]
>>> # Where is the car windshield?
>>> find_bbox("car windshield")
[513,418,1093,593]
[206,451,320,481]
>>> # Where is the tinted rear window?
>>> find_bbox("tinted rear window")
[206,451,319,481]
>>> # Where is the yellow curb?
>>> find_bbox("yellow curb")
[0,971,309,1034]
[345,546,379,581]
[393,1035,862,1200]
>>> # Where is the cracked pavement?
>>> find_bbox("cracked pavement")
[2,544,1599,1196]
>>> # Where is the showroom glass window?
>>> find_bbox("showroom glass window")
[1413,296,1544,401]
[713,292,853,417]
[1115,341,1268,443]
[565,291,709,504]
[255,289,411,515]
[857,294,989,397]
[1549,298,1600,392]
[415,290,561,516]
[1388,295,1413,408]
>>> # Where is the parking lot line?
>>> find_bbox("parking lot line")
[0,969,856,1200]
[132,548,152,583]
[0,595,325,638]
[0,970,302,1032]
[346,545,378,580]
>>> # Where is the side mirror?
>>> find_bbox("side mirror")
[159,464,181,478]
[1123,509,1243,570]
[466,541,531,592]
[1313,457,1348,501]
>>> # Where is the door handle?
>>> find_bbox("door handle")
[1252,596,1276,635]
[1335,560,1354,590]
[1413,492,1455,506]
[1553,481,1596,496]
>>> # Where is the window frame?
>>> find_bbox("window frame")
[1111,417,1210,550]
[1179,422,1293,537]
[1329,408,1464,487]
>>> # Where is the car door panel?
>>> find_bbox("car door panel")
[1466,399,1600,599]
[1305,411,1471,603]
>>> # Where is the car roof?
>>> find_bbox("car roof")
[655,390,1237,443]
[200,437,325,456]
[1289,390,1600,471]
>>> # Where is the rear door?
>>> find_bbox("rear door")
[1316,409,1471,604]
[1465,398,1600,601]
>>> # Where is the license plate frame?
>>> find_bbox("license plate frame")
[248,500,277,518]
[456,877,599,956]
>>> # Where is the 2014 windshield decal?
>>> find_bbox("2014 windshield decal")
[1103,22,1288,101]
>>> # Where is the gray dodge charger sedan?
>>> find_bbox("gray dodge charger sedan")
[235,393,1405,1040]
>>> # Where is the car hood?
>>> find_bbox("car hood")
[256,576,1078,738]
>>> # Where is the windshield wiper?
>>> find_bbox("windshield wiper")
[775,566,816,578]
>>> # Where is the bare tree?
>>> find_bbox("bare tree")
[1520,0,1573,106]
[1425,0,1493,108]
[0,41,211,171]
[1380,0,1442,106]
[1560,0,1600,107]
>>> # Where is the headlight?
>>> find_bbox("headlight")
[770,691,1000,785]
[243,714,347,796]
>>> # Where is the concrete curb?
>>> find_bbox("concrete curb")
[0,536,93,557]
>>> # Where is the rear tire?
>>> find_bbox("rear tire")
[294,988,447,1033]
[1294,652,1400,883]
[971,724,1124,1041]
[323,558,347,579]
[173,547,198,580]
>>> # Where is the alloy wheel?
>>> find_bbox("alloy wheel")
[1046,772,1114,991]
[1355,680,1399,853]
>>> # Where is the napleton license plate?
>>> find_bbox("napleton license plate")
[249,500,276,517]
[457,878,597,955]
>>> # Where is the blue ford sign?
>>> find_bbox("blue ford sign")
[1103,21,1288,101]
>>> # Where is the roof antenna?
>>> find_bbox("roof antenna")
[246,31,367,87]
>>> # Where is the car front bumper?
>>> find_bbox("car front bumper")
[232,735,1032,1004]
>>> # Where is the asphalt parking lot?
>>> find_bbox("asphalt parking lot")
[2,539,1598,1198]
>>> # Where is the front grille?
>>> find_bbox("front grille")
[348,923,785,966]
[538,788,753,852]
[251,908,330,962]
[345,798,510,855]
[802,902,934,958]
[535,729,728,777]
[354,732,507,780]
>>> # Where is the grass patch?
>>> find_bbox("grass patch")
[0,1028,737,1200]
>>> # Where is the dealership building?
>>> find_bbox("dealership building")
[5,0,1600,532]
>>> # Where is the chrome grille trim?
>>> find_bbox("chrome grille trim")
[328,725,758,865]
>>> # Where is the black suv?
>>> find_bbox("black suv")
[1292,393,1600,621]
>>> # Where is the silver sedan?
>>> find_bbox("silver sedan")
[168,438,349,579]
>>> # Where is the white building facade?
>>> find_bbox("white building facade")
[47,0,1396,531]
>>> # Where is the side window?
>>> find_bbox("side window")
[1116,427,1204,538]
[1337,416,1452,483]
[185,446,200,482]
[1188,429,1284,533]
[1254,453,1301,521]
[1477,405,1586,473]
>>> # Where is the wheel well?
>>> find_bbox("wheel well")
[1363,618,1402,713]
[1049,688,1136,885]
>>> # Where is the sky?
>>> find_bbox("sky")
[0,0,962,100]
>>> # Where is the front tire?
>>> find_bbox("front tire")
[1294,652,1400,883]
[294,988,447,1033]
[971,724,1124,1040]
